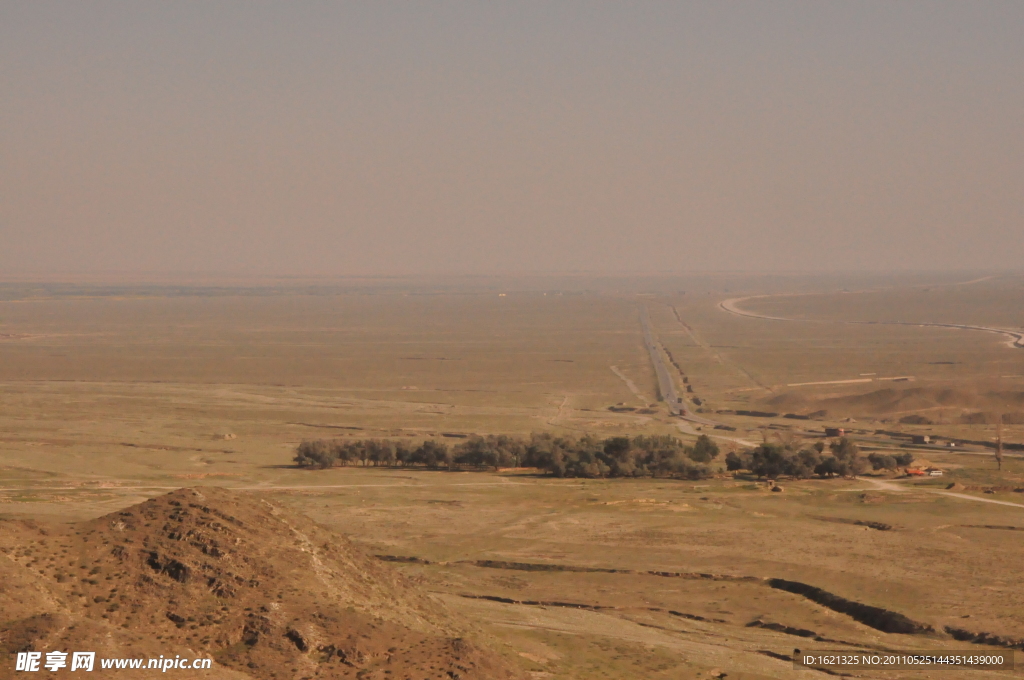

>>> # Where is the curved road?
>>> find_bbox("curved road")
[720,296,1024,349]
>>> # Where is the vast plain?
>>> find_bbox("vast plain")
[2,273,1023,679]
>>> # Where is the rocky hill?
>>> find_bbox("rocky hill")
[0,488,524,680]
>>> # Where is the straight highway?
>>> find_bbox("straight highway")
[639,306,682,416]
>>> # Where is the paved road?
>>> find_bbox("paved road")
[720,296,1024,349]
[677,420,756,447]
[639,306,723,428]
[639,306,682,416]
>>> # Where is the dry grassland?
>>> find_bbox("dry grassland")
[1,276,1023,678]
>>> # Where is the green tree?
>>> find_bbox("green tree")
[688,435,720,463]
[725,450,750,471]
[814,456,843,478]
[788,448,822,478]
[748,444,790,478]
[830,437,866,475]
[413,440,449,468]
[294,440,337,469]
[868,453,898,471]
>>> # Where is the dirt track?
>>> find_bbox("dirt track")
[860,477,1024,509]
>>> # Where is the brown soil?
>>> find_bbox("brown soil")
[0,488,523,680]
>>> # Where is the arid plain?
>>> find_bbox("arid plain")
[2,274,1023,679]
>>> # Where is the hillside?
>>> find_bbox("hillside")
[0,488,524,680]
[764,385,1024,420]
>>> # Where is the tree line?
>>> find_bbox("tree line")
[294,433,720,479]
[724,437,913,479]
[295,432,910,481]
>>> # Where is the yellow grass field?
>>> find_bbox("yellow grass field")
[2,274,1023,678]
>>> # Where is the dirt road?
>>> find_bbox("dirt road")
[720,296,1024,349]
[444,594,825,679]
[860,477,1024,509]
[443,593,1016,679]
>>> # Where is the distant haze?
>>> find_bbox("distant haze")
[2,2,1022,277]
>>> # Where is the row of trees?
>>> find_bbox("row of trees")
[295,432,909,481]
[294,433,720,479]
[525,433,718,479]
[867,451,915,470]
[724,437,909,479]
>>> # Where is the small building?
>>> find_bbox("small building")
[912,435,931,445]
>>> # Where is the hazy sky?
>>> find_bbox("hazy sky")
[2,2,1022,277]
